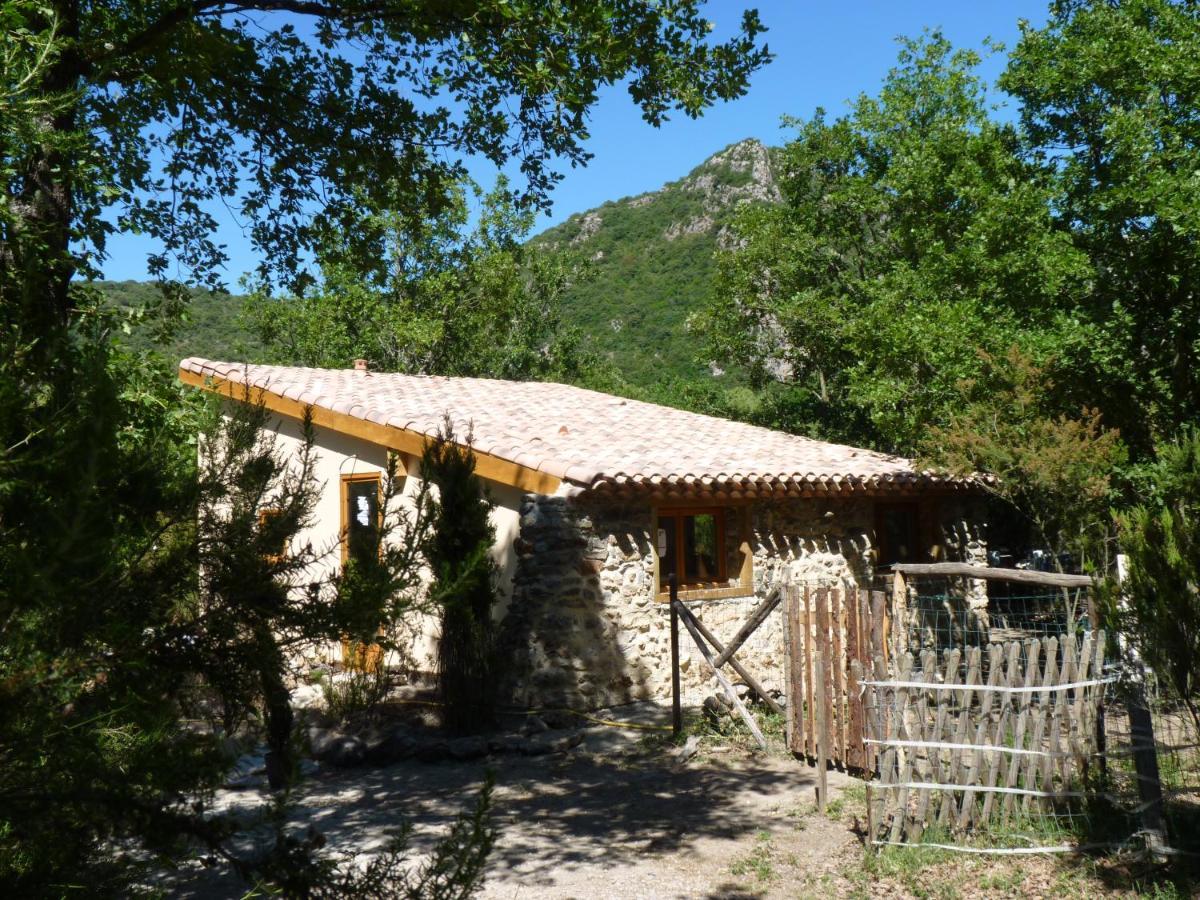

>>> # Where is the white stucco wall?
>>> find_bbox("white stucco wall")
[217,407,523,674]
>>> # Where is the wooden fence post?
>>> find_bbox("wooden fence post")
[815,650,828,813]
[669,572,682,737]
[892,569,908,656]
[1128,672,1168,859]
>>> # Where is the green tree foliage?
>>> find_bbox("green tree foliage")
[247,179,600,382]
[1002,0,1200,458]
[2,0,769,328]
[695,32,1089,452]
[1104,429,1200,730]
[98,279,264,361]
[920,348,1126,567]
[421,421,498,735]
[0,338,218,894]
[1,1,768,890]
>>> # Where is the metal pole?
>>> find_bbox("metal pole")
[669,571,682,736]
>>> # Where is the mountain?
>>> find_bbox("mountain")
[91,138,781,388]
[531,138,781,388]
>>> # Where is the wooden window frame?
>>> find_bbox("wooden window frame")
[339,472,385,671]
[340,471,383,563]
[653,504,754,602]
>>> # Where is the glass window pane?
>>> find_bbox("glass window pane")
[346,478,379,563]
[657,516,677,587]
[879,507,917,565]
[683,513,719,581]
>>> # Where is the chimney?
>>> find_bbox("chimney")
[353,358,369,373]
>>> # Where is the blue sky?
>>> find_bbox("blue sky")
[99,0,1049,284]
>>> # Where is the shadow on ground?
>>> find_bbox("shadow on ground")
[160,712,824,898]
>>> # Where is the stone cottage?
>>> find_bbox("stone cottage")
[180,357,985,710]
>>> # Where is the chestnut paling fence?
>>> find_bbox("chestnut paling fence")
[863,633,1111,852]
[778,567,1200,856]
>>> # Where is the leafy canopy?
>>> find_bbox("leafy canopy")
[695,32,1088,452]
[2,0,769,318]
[1002,0,1200,456]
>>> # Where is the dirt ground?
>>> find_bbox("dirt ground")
[157,703,1193,899]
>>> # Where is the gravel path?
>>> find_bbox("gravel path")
[157,705,861,899]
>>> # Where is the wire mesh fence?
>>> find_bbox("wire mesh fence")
[883,574,1095,661]
[1100,673,1200,857]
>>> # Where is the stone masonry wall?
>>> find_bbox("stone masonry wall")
[498,492,985,710]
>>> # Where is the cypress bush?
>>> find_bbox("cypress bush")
[421,420,498,734]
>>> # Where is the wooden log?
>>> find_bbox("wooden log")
[889,654,915,843]
[861,590,876,770]
[1092,630,1108,782]
[941,648,977,828]
[848,659,865,772]
[712,585,783,669]
[873,647,900,840]
[892,569,909,656]
[1022,637,1058,816]
[785,585,803,754]
[907,647,940,842]
[1001,639,1039,826]
[888,562,1093,588]
[870,590,886,666]
[684,605,784,718]
[673,600,767,749]
[835,592,844,768]
[1128,684,1167,858]
[846,584,862,770]
[817,588,835,766]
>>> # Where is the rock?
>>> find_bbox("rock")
[541,709,577,730]
[520,737,553,756]
[323,735,367,768]
[525,729,584,756]
[521,715,550,736]
[365,729,418,765]
[447,736,489,761]
[672,735,702,768]
[702,694,733,722]
[491,734,530,755]
[306,725,341,760]
[224,752,267,789]
[289,682,324,710]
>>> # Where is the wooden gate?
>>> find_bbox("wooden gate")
[785,583,888,773]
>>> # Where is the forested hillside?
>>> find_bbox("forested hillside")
[532,138,780,387]
[96,280,264,361]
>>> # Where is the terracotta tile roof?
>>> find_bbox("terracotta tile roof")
[180,358,973,498]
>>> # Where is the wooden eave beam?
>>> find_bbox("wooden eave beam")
[179,368,563,496]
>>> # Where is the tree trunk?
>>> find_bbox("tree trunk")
[256,629,295,791]
[2,1,81,338]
